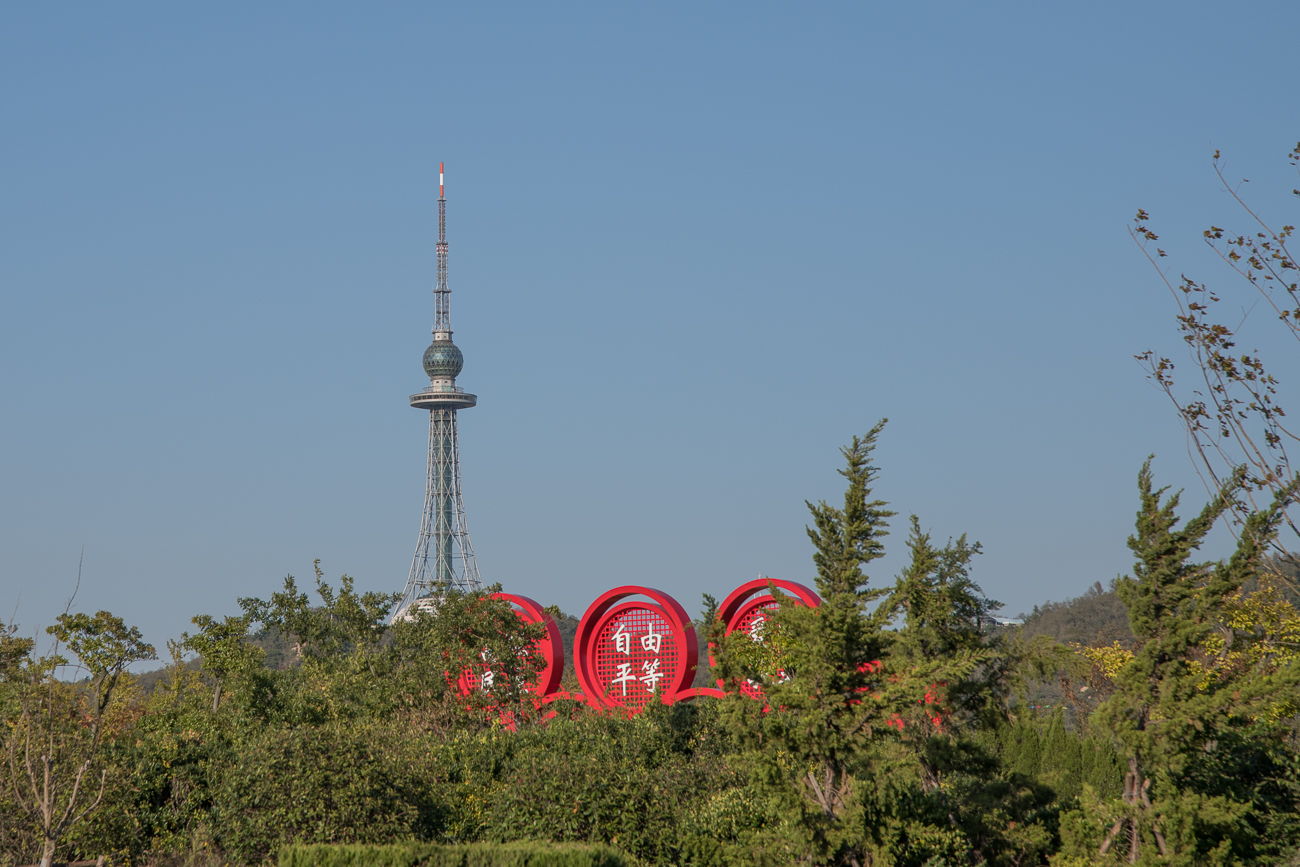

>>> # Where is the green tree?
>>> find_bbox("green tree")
[1064,462,1300,864]
[235,563,402,724]
[4,610,155,867]
[711,421,900,866]
[110,641,225,863]
[876,519,1069,867]
[238,560,397,668]
[47,611,156,716]
[388,588,548,728]
[0,623,34,683]
[181,614,264,713]
[887,517,1002,738]
[234,566,546,730]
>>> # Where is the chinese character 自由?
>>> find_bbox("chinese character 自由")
[613,623,633,656]
[641,622,663,654]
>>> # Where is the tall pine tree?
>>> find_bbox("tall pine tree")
[713,422,898,866]
[1064,461,1300,865]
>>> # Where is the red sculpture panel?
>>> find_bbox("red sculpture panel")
[456,592,565,700]
[574,586,698,710]
[453,580,822,716]
[714,578,821,699]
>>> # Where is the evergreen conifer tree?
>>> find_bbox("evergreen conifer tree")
[885,520,1066,866]
[886,517,1001,788]
[1065,461,1300,865]
[712,422,897,866]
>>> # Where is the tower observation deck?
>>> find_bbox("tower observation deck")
[394,164,481,620]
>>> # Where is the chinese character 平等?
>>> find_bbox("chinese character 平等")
[612,661,638,695]
[640,659,664,692]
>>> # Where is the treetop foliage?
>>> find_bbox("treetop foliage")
[1132,141,1300,554]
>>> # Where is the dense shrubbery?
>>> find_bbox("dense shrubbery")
[2,429,1298,867]
[980,709,1125,805]
[279,842,632,867]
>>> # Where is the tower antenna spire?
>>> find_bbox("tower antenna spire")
[395,161,481,621]
[434,162,450,335]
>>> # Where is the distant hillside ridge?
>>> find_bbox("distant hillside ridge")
[1018,580,1133,646]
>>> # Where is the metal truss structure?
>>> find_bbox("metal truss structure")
[393,164,481,621]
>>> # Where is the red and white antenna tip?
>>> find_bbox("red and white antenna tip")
[439,162,444,198]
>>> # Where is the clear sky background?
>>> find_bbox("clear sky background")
[3,3,1298,657]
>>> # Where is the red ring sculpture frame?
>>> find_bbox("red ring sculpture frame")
[717,578,821,631]
[711,578,821,696]
[493,592,565,697]
[455,592,565,699]
[450,581,820,713]
[574,585,698,709]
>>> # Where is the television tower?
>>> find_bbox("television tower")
[395,163,481,619]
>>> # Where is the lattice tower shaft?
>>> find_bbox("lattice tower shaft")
[399,408,480,611]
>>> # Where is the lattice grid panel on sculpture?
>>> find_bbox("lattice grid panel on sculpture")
[594,606,679,708]
[735,600,779,700]
[463,665,543,697]
[461,623,547,697]
[462,664,489,695]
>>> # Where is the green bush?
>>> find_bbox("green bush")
[373,703,737,862]
[213,724,430,865]
[980,709,1124,804]
[279,842,632,867]
[200,704,736,866]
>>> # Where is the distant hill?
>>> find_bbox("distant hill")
[133,658,201,693]
[1017,552,1298,649]
[1019,580,1133,647]
[1261,554,1300,602]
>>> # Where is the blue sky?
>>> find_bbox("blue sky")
[3,3,1298,653]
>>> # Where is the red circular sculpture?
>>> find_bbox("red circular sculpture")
[456,592,565,700]
[448,580,821,715]
[574,586,697,710]
[713,578,821,698]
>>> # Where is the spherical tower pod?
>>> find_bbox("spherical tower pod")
[574,586,698,711]
[713,579,821,697]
